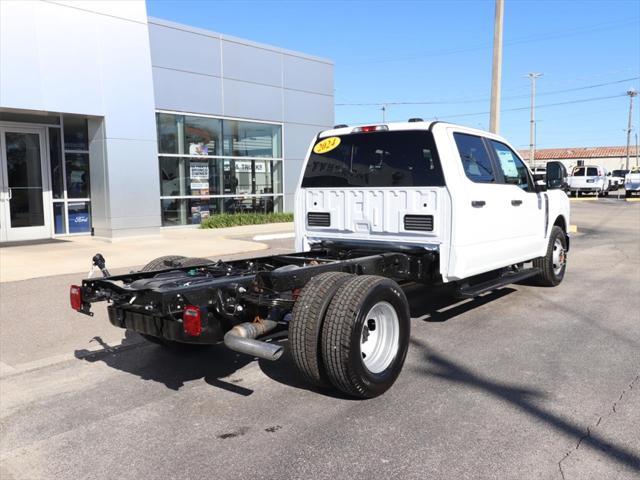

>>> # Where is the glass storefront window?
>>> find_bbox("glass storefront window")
[53,203,66,234]
[48,128,64,199]
[161,195,282,226]
[63,115,88,151]
[156,113,284,227]
[65,153,90,198]
[185,116,222,156]
[157,112,182,154]
[67,202,91,233]
[160,157,284,198]
[223,120,281,158]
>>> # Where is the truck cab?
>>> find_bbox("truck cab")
[295,121,570,282]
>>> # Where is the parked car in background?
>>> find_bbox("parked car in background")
[625,167,640,197]
[568,165,610,196]
[611,169,629,190]
[531,166,546,187]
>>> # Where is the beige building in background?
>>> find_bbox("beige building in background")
[520,146,640,172]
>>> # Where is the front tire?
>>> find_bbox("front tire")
[321,276,410,398]
[533,226,567,287]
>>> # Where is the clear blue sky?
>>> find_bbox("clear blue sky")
[146,0,640,149]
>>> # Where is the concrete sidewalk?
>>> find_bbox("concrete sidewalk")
[0,222,294,283]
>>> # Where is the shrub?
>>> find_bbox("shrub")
[200,212,294,229]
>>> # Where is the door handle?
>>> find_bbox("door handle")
[471,200,486,208]
[511,199,522,206]
[7,188,12,200]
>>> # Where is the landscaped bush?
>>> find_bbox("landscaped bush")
[200,212,294,229]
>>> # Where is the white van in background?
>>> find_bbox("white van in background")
[568,165,610,197]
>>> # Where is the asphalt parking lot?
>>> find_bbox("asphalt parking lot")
[1,199,639,480]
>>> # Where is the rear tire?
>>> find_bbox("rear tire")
[290,271,354,387]
[533,226,567,287]
[321,275,410,398]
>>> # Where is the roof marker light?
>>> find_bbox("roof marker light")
[352,125,389,133]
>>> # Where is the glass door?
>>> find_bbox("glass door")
[0,127,51,241]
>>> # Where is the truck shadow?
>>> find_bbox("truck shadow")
[74,331,255,396]
[410,337,640,472]
[403,283,517,322]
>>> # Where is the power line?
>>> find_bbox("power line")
[344,17,639,66]
[335,77,639,107]
[380,94,627,123]
[433,94,628,120]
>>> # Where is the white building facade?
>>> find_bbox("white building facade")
[0,1,333,242]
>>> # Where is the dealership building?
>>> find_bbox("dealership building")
[0,1,333,242]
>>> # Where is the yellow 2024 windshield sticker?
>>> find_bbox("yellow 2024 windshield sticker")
[313,137,341,154]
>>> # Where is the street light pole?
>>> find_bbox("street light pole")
[489,0,504,133]
[625,89,637,170]
[527,72,543,166]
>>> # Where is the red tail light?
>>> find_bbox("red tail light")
[70,285,82,311]
[183,305,202,336]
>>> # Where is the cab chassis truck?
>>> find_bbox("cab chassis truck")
[71,121,570,399]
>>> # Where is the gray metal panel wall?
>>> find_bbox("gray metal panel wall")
[149,18,334,213]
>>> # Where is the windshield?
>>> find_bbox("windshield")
[301,131,445,188]
[612,170,628,176]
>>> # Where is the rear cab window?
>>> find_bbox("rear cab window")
[301,131,445,188]
[453,133,495,183]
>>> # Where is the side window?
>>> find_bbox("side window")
[453,133,495,183]
[490,140,533,191]
[586,167,598,176]
[573,167,585,176]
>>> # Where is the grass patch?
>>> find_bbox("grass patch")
[200,212,294,229]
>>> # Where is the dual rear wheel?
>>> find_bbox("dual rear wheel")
[290,272,410,399]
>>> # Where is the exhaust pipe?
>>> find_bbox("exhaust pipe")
[224,320,284,361]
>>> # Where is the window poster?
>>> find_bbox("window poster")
[497,149,519,178]
[190,162,209,195]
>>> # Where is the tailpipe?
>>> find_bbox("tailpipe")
[224,320,284,361]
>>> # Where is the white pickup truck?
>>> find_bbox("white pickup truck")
[625,167,640,197]
[73,120,571,399]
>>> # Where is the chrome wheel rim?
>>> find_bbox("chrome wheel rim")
[552,238,566,276]
[360,301,400,374]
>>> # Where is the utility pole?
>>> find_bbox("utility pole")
[489,0,504,133]
[381,104,387,123]
[625,89,637,170]
[527,73,543,166]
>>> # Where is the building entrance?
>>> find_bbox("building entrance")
[0,126,52,241]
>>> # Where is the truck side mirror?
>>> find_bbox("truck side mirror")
[546,161,567,190]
